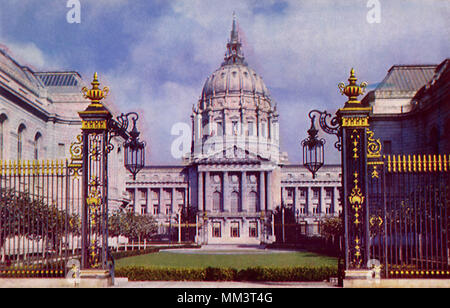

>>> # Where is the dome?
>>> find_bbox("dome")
[201,64,270,100]
[199,15,272,107]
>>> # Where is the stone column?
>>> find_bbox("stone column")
[334,186,340,215]
[320,187,326,216]
[158,188,162,215]
[307,187,313,215]
[241,171,247,212]
[205,172,211,212]
[259,171,265,212]
[266,172,272,211]
[184,187,188,210]
[223,171,229,212]
[294,186,298,218]
[197,171,204,212]
[172,187,176,214]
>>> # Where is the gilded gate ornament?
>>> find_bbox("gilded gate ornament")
[367,129,382,158]
[338,68,368,104]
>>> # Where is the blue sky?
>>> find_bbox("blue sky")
[0,0,449,164]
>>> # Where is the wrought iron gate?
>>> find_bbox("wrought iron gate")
[368,154,450,278]
[0,159,82,278]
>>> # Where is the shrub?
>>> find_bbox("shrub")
[115,266,338,282]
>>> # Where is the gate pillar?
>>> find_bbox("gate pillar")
[336,69,371,271]
[78,73,112,271]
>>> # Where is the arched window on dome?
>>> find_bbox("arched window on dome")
[232,121,238,136]
[261,121,267,138]
[247,121,254,136]
[216,121,223,137]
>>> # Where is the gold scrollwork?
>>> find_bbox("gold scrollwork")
[350,130,360,160]
[367,129,382,158]
[68,134,83,179]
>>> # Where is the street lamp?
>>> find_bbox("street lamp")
[302,115,325,179]
[109,112,146,180]
[123,115,145,180]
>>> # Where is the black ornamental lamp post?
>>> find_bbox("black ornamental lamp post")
[123,114,146,180]
[302,68,371,272]
[79,73,146,270]
[301,114,326,179]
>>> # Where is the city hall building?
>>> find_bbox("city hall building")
[0,18,344,246]
[125,19,342,245]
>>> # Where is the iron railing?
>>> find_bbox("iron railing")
[0,160,82,278]
[368,154,450,278]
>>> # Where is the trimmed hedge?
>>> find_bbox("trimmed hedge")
[111,244,200,260]
[115,266,338,282]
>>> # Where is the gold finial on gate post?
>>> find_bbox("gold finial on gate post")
[81,72,109,107]
[338,68,368,106]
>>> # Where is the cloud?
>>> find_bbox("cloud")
[0,0,448,165]
[0,40,64,71]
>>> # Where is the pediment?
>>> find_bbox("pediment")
[196,145,269,164]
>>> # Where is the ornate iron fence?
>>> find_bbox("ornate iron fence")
[368,154,450,278]
[0,159,82,278]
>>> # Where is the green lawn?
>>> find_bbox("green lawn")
[115,251,337,270]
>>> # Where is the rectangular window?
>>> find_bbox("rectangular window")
[141,205,147,215]
[212,222,221,238]
[230,222,240,238]
[165,206,172,215]
[249,222,258,238]
[217,121,223,136]
[232,121,238,136]
[247,121,254,136]
[299,204,306,214]
[140,189,147,199]
[153,206,159,215]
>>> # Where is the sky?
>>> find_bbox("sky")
[0,0,448,165]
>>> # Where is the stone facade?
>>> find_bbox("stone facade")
[362,59,450,155]
[0,48,127,211]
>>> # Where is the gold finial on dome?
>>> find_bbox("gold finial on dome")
[82,72,109,105]
[338,68,368,104]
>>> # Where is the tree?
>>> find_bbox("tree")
[320,216,343,241]
[108,211,157,241]
[0,188,80,252]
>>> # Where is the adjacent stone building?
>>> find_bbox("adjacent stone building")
[0,48,127,211]
[363,59,450,155]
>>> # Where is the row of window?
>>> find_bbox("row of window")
[285,188,336,199]
[206,120,271,138]
[0,117,47,161]
[212,221,259,238]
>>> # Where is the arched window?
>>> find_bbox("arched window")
[34,132,42,160]
[0,114,7,160]
[248,191,259,212]
[17,124,26,160]
[230,191,240,212]
[213,191,222,213]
